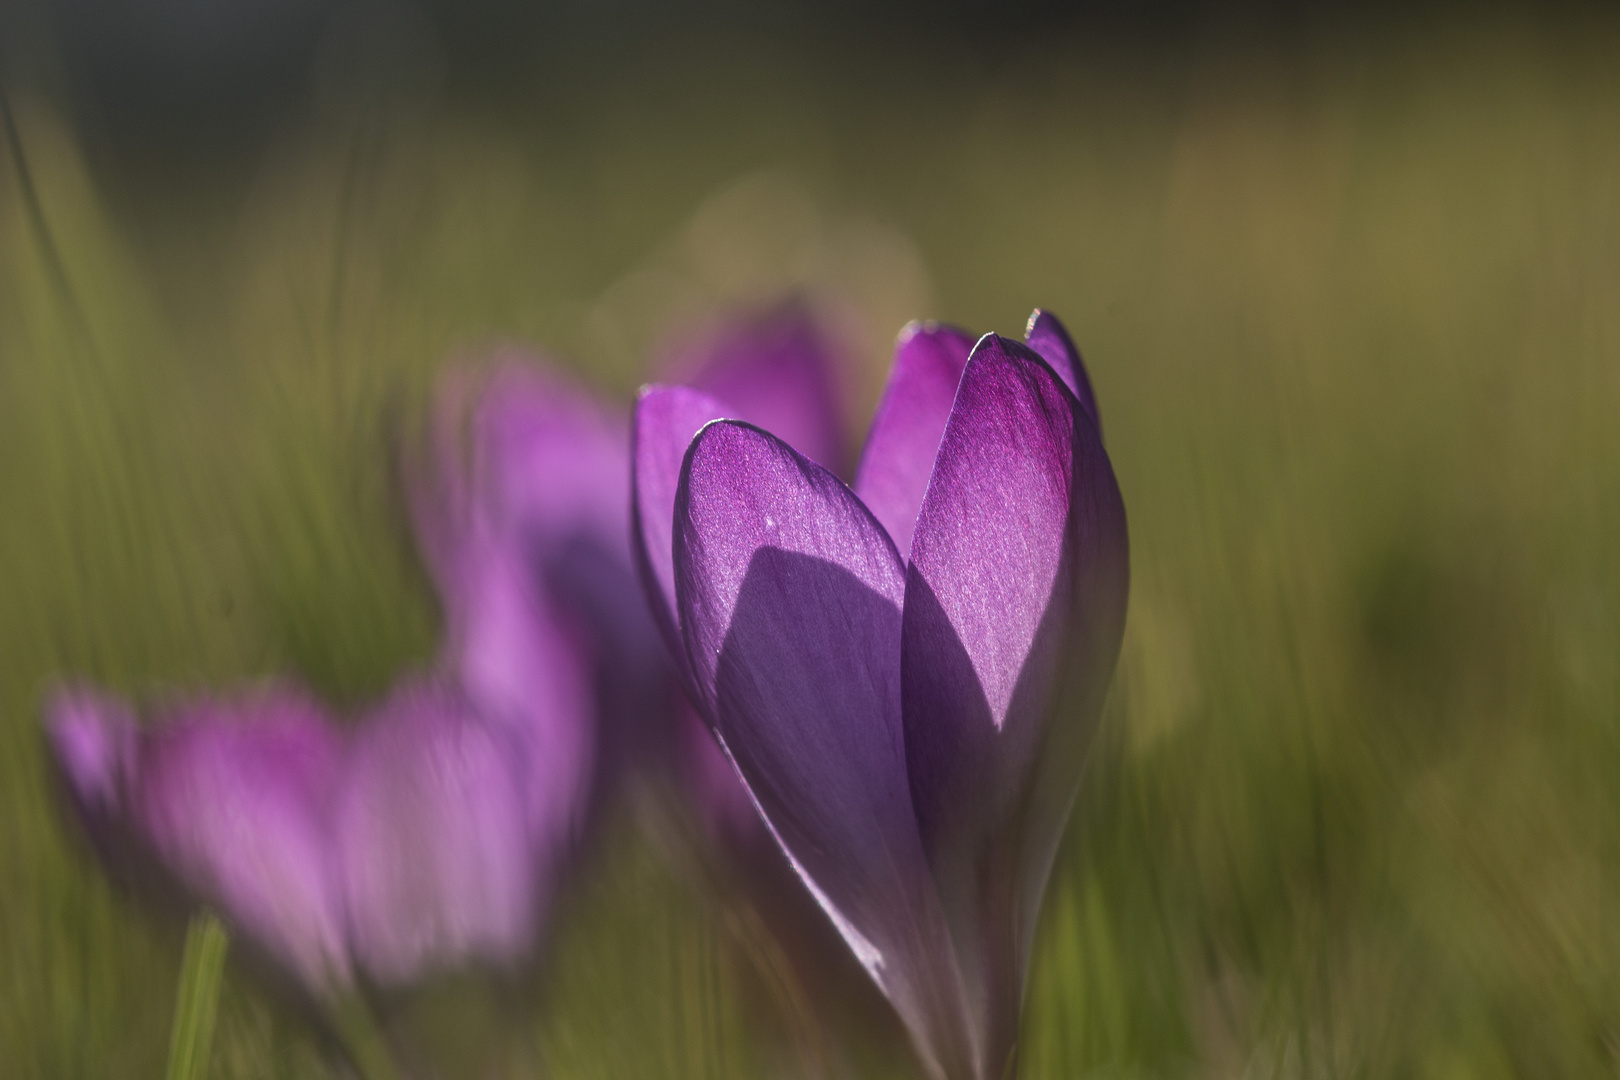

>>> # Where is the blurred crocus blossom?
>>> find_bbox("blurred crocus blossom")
[634,310,1128,1080]
[43,355,623,996]
[656,303,848,478]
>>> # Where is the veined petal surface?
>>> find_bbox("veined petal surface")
[901,335,1127,1074]
[673,419,973,1079]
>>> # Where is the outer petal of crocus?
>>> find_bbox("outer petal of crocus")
[673,419,975,1080]
[132,688,351,992]
[336,680,545,985]
[852,322,975,561]
[1024,309,1100,435]
[660,303,849,477]
[630,383,734,684]
[901,335,1127,1077]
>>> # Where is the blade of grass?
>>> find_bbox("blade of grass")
[164,911,229,1080]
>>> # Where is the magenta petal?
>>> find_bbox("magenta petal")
[661,305,849,477]
[419,359,639,705]
[901,334,1128,1073]
[435,359,660,791]
[45,686,136,821]
[43,688,160,896]
[337,681,546,984]
[447,525,595,828]
[436,514,595,849]
[853,322,975,561]
[631,383,733,681]
[133,689,351,991]
[474,360,633,554]
[1024,309,1100,435]
[673,419,974,1079]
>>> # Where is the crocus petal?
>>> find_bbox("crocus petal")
[45,686,136,821]
[901,334,1127,1074]
[660,304,848,477]
[416,360,633,829]
[673,419,974,1080]
[337,681,545,984]
[852,322,975,561]
[133,689,351,991]
[1024,308,1100,435]
[469,360,676,795]
[474,360,633,554]
[43,687,165,898]
[445,527,596,837]
[630,383,733,681]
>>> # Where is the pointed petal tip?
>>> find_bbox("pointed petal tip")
[1021,308,1101,433]
[853,322,978,562]
[44,686,135,811]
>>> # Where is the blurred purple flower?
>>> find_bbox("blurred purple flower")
[656,302,849,479]
[43,305,852,1002]
[44,355,626,996]
[633,310,1128,1080]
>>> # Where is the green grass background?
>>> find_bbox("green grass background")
[3,12,1620,1078]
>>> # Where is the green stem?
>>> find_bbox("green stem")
[164,912,229,1080]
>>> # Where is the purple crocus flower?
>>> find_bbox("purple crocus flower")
[632,310,1129,1080]
[44,355,621,997]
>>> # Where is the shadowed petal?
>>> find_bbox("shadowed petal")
[631,383,732,682]
[1024,309,1100,435]
[853,322,975,561]
[337,681,546,984]
[673,419,974,1080]
[901,334,1127,1075]
[133,689,351,991]
[660,304,849,477]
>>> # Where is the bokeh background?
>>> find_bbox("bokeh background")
[4,0,1620,1076]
